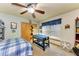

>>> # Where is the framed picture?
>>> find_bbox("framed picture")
[65,24,70,29]
[11,22,17,29]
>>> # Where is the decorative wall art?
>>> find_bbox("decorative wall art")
[65,24,70,29]
[11,22,17,29]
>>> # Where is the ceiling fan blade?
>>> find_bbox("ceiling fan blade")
[35,9,45,14]
[27,3,32,7]
[20,10,27,14]
[26,3,37,8]
[34,3,38,7]
[12,3,27,8]
[32,13,36,18]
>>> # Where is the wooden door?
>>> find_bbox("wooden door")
[32,24,37,28]
[21,22,32,42]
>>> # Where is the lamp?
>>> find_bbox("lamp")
[27,7,35,13]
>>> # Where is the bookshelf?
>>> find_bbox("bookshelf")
[75,17,79,44]
[0,20,5,40]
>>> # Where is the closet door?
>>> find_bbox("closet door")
[21,22,32,42]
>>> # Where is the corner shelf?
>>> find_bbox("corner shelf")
[0,20,5,40]
[75,17,79,45]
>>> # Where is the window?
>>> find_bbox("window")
[42,18,61,37]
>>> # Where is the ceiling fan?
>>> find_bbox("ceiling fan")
[12,3,45,18]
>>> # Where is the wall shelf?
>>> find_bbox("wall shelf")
[75,40,79,42]
[75,17,79,44]
[0,20,5,40]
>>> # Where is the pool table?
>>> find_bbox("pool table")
[33,34,49,51]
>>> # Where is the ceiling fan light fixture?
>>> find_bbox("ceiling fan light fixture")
[27,7,35,13]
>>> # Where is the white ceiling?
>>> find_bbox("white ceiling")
[0,3,79,22]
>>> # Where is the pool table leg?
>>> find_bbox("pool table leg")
[43,40,45,51]
[48,39,50,47]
